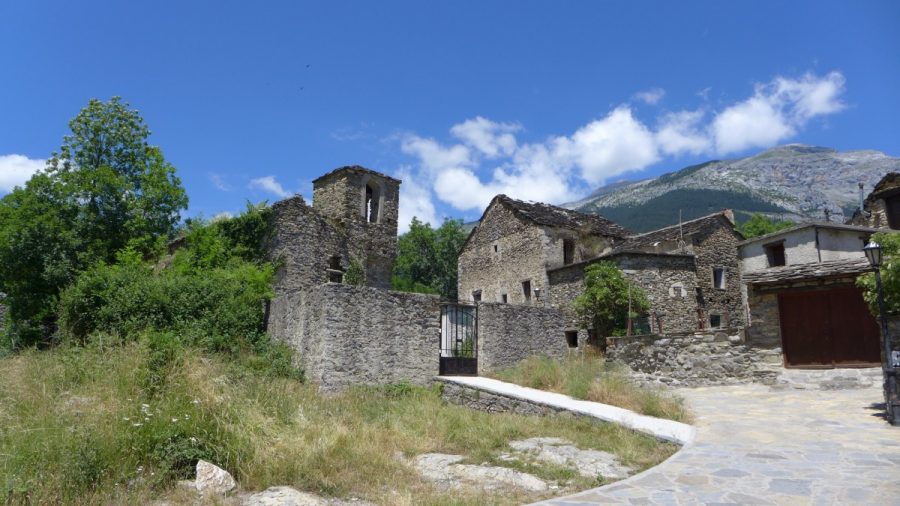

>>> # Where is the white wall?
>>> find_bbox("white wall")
[740,226,871,273]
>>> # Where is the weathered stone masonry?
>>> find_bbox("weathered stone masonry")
[477,301,568,373]
[547,252,698,336]
[605,329,782,387]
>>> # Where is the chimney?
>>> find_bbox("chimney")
[859,182,865,213]
[722,209,735,224]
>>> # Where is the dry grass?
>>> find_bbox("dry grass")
[493,355,692,423]
[0,342,677,505]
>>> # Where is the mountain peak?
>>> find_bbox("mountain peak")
[569,146,900,232]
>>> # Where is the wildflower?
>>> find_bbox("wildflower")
[171,418,179,423]
[123,416,130,421]
[133,423,143,427]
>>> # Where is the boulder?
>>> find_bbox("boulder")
[195,460,236,496]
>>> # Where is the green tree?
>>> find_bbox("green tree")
[737,213,794,239]
[0,97,187,347]
[857,231,900,316]
[573,261,650,338]
[392,218,468,299]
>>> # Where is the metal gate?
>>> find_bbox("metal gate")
[439,303,477,375]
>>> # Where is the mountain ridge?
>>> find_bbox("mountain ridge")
[565,144,900,233]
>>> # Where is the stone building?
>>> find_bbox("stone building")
[739,222,882,368]
[265,168,569,391]
[458,200,745,351]
[848,172,900,230]
[613,211,746,330]
[266,166,401,342]
[457,195,630,305]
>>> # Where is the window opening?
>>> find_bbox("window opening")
[563,239,575,265]
[764,242,786,267]
[327,255,343,283]
[472,290,482,302]
[713,267,726,289]
[522,280,531,301]
[887,194,900,229]
[364,183,380,223]
[709,313,722,328]
[493,244,498,253]
[565,331,578,348]
[501,293,508,303]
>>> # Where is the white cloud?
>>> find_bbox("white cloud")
[0,154,45,193]
[395,71,847,225]
[556,107,660,185]
[656,110,712,156]
[396,167,438,233]
[400,135,471,174]
[208,172,231,191]
[248,176,292,198]
[634,88,665,105]
[450,117,521,158]
[711,71,845,154]
[212,211,234,221]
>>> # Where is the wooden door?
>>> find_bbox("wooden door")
[779,287,881,368]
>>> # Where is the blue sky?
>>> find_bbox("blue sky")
[1,1,898,231]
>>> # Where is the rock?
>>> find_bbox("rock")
[507,437,633,480]
[242,486,326,505]
[195,460,236,496]
[240,486,376,506]
[413,453,547,492]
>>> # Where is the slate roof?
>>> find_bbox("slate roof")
[742,257,872,285]
[312,165,401,185]
[614,211,738,251]
[495,195,631,238]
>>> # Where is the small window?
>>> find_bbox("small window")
[764,242,786,267]
[501,293,508,303]
[522,280,531,301]
[673,286,683,297]
[493,243,499,253]
[563,239,575,265]
[327,255,343,283]
[364,183,380,223]
[886,194,900,229]
[713,267,726,289]
[472,290,482,302]
[709,314,722,328]
[565,331,578,348]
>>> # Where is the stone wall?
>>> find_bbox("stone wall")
[438,379,568,417]
[606,329,782,387]
[477,301,568,372]
[693,224,745,328]
[546,253,698,335]
[281,284,442,392]
[458,203,551,304]
[744,288,782,348]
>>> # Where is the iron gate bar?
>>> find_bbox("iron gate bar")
[439,302,478,376]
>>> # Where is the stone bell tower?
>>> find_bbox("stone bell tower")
[311,165,400,289]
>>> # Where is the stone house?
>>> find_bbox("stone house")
[848,172,900,229]
[458,197,745,348]
[457,195,630,306]
[739,222,883,368]
[611,211,745,331]
[265,168,569,390]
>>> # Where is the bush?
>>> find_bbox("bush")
[59,259,273,353]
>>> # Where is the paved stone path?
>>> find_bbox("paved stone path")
[537,382,900,505]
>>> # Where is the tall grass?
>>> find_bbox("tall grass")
[0,339,676,505]
[493,355,691,423]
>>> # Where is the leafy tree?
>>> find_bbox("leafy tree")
[0,97,187,347]
[857,231,900,316]
[737,213,794,239]
[343,258,367,286]
[573,261,650,338]
[392,218,467,298]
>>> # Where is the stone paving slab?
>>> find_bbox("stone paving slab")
[439,376,695,444]
[534,383,900,505]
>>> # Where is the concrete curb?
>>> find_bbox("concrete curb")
[436,376,695,445]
